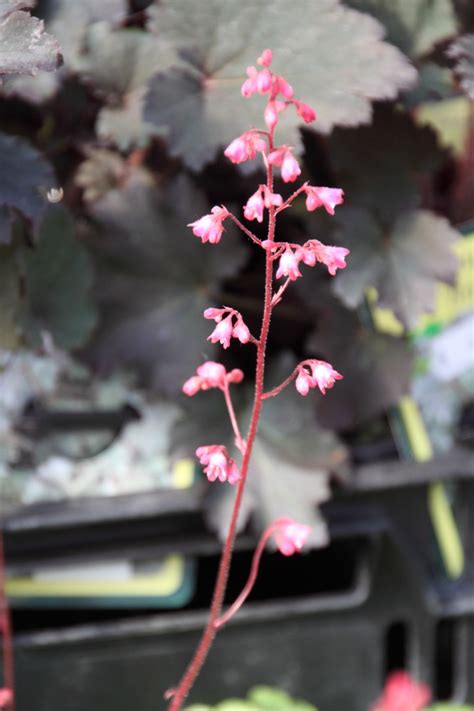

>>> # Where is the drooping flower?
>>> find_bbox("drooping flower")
[182,361,244,395]
[304,186,344,215]
[257,49,273,67]
[274,74,294,98]
[232,316,251,344]
[273,517,311,556]
[205,307,252,347]
[208,315,234,349]
[262,185,283,208]
[196,445,240,484]
[188,206,228,244]
[304,239,349,276]
[264,99,285,130]
[276,247,302,281]
[268,146,301,183]
[224,131,267,164]
[257,68,272,94]
[293,99,317,124]
[241,65,259,97]
[244,188,265,222]
[295,360,343,396]
[371,671,431,711]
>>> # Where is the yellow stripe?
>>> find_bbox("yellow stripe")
[6,555,184,598]
[398,396,464,579]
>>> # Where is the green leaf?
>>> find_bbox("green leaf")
[204,353,347,542]
[21,206,97,349]
[248,687,317,711]
[0,132,55,242]
[306,297,413,429]
[0,5,62,76]
[344,0,458,57]
[0,246,21,348]
[313,104,446,224]
[85,169,248,395]
[448,34,474,99]
[144,0,416,170]
[77,23,174,149]
[332,207,459,329]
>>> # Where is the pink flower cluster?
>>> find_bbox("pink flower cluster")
[295,360,343,396]
[371,671,431,711]
[204,307,251,349]
[224,131,267,164]
[196,445,240,485]
[304,185,344,215]
[273,239,349,281]
[182,361,243,396]
[267,145,301,182]
[273,517,312,556]
[244,185,283,222]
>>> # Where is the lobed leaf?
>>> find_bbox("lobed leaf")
[0,6,62,76]
[84,169,248,395]
[144,0,417,170]
[345,0,458,57]
[21,206,97,349]
[0,132,55,243]
[332,207,459,328]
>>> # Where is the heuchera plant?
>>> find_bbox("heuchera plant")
[166,50,348,709]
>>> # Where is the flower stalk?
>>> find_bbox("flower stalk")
[169,48,348,709]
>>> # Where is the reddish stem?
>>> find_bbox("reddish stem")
[222,381,245,454]
[226,213,262,247]
[214,523,278,629]
[167,129,277,711]
[275,181,308,214]
[0,532,14,710]
[262,367,298,400]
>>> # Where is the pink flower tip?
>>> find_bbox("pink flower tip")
[273,517,311,556]
[0,688,13,708]
[257,49,273,67]
[183,361,244,395]
[371,671,431,711]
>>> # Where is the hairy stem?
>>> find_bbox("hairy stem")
[167,131,276,711]
[214,524,277,629]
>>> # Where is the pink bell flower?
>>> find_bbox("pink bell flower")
[305,239,349,276]
[188,206,228,244]
[257,68,272,94]
[276,247,302,281]
[224,131,266,164]
[293,100,317,123]
[233,317,251,344]
[196,445,240,485]
[273,517,311,556]
[268,146,301,183]
[295,360,343,396]
[241,66,258,97]
[262,185,283,208]
[304,186,344,215]
[371,671,431,711]
[208,315,234,349]
[244,188,265,222]
[274,74,294,98]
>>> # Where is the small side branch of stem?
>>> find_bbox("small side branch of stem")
[226,213,262,247]
[262,367,298,400]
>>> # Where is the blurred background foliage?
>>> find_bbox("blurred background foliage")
[0,0,473,541]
